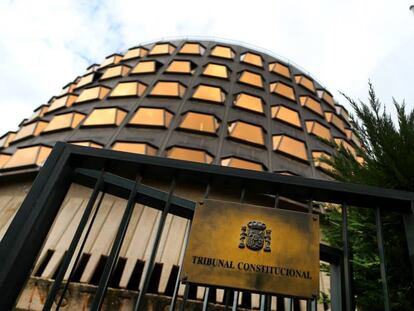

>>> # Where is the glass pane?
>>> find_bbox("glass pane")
[167,147,212,164]
[83,108,119,126]
[13,121,48,142]
[234,93,263,113]
[271,106,301,128]
[240,52,263,67]
[345,129,362,148]
[100,54,122,68]
[313,151,332,171]
[131,61,156,74]
[112,141,157,156]
[179,112,218,133]
[149,43,175,55]
[0,154,11,169]
[150,81,186,97]
[76,87,110,103]
[299,96,323,116]
[210,45,234,59]
[166,61,192,74]
[273,135,307,161]
[76,73,94,89]
[334,138,356,156]
[192,85,225,103]
[325,112,346,133]
[123,47,148,60]
[101,65,130,80]
[70,141,103,148]
[239,71,263,88]
[2,146,51,169]
[202,63,229,79]
[318,90,335,107]
[221,157,263,171]
[109,82,146,97]
[270,82,295,101]
[0,132,16,148]
[305,121,331,140]
[129,108,172,127]
[228,121,265,146]
[295,75,315,92]
[269,62,291,78]
[179,43,204,55]
[48,95,78,113]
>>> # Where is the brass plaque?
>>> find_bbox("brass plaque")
[181,199,319,298]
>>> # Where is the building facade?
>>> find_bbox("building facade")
[0,39,361,310]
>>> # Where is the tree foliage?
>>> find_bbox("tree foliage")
[321,83,414,310]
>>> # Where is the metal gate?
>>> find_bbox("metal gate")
[0,142,413,311]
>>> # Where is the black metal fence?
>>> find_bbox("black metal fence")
[0,142,413,311]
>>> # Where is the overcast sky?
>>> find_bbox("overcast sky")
[0,0,413,134]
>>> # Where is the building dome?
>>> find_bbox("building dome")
[0,39,362,310]
[0,39,361,178]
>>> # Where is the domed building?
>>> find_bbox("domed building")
[0,39,362,310]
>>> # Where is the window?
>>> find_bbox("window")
[210,45,235,59]
[0,132,16,148]
[166,60,195,74]
[238,70,264,88]
[85,64,99,74]
[109,81,146,98]
[99,54,123,68]
[82,108,127,127]
[131,61,158,74]
[28,105,48,121]
[100,65,131,80]
[75,73,95,89]
[12,121,48,143]
[221,157,263,171]
[325,112,346,133]
[179,112,219,134]
[122,47,148,60]
[345,129,362,148]
[228,121,265,146]
[43,112,85,133]
[149,43,175,55]
[150,81,186,98]
[112,141,157,156]
[0,154,11,169]
[312,151,333,172]
[269,62,291,78]
[192,84,225,103]
[202,63,229,79]
[299,96,323,116]
[295,75,315,92]
[167,146,213,164]
[233,93,264,114]
[270,82,295,101]
[240,52,263,67]
[305,121,332,141]
[271,106,301,128]
[70,141,103,148]
[60,82,77,95]
[75,86,111,104]
[1,145,51,170]
[273,135,308,161]
[334,138,356,157]
[336,105,350,122]
[356,156,365,165]
[48,95,78,113]
[317,90,335,108]
[129,107,173,128]
[179,43,205,55]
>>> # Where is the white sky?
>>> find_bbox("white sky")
[0,0,413,134]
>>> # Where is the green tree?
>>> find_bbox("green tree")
[321,83,414,310]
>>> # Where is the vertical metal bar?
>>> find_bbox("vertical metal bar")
[341,204,353,311]
[375,207,391,311]
[55,190,106,310]
[260,295,266,311]
[43,169,106,311]
[134,176,177,311]
[286,298,293,311]
[90,173,142,310]
[402,200,414,284]
[224,289,233,310]
[329,263,342,311]
[178,285,190,311]
[202,288,210,311]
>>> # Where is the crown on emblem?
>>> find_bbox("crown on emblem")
[247,221,266,230]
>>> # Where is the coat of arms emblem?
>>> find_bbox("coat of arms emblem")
[239,221,271,252]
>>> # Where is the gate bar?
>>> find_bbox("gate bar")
[342,204,353,311]
[375,207,391,311]
[90,173,143,310]
[43,169,106,311]
[134,176,177,311]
